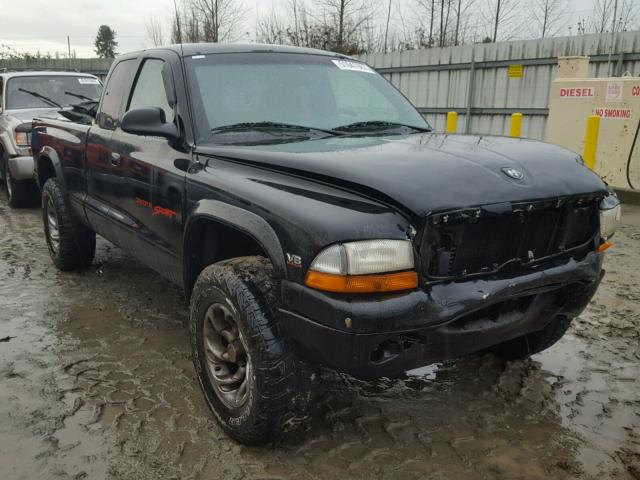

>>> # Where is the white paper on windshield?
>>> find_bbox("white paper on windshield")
[78,78,100,84]
[331,59,375,74]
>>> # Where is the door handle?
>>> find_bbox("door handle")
[110,152,121,166]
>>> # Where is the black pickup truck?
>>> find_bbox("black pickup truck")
[32,43,620,444]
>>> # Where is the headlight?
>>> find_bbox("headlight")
[305,240,417,293]
[15,131,31,147]
[599,194,621,240]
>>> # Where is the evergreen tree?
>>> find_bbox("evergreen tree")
[94,25,118,58]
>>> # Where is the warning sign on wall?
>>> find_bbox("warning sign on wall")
[606,81,624,102]
[560,87,595,98]
[593,107,632,119]
[508,64,523,78]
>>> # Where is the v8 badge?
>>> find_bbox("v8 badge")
[286,253,303,268]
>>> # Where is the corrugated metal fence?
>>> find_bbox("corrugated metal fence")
[0,58,113,80]
[3,33,640,140]
[359,32,640,140]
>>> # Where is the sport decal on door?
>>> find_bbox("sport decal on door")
[135,197,177,219]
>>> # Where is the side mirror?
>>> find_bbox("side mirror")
[121,107,179,140]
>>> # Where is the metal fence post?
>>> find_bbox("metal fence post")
[583,115,601,170]
[510,113,523,137]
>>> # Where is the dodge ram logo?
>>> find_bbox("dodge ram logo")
[502,167,524,180]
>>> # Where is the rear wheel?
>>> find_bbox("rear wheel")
[42,178,96,271]
[488,315,572,360]
[190,256,315,445]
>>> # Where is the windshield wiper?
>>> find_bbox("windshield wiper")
[211,121,344,137]
[64,91,96,102]
[334,120,432,133]
[17,88,62,108]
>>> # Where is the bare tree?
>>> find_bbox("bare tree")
[528,0,568,38]
[191,0,245,42]
[171,0,244,43]
[416,0,436,47]
[316,0,374,53]
[589,0,639,33]
[613,0,640,32]
[257,8,288,44]
[590,0,614,33]
[482,0,521,42]
[145,15,164,46]
[413,0,474,48]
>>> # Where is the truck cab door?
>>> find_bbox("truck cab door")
[86,58,137,237]
[109,55,187,284]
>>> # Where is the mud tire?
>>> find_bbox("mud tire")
[489,315,572,360]
[41,178,96,271]
[190,256,315,445]
[2,153,37,208]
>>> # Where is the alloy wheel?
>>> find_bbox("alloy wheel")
[202,302,250,409]
[46,198,60,254]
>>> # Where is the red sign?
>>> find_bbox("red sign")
[593,107,632,119]
[560,87,595,98]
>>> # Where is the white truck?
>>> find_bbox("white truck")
[0,70,102,207]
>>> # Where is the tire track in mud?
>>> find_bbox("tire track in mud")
[1,193,639,480]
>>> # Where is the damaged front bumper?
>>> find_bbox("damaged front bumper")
[280,251,603,378]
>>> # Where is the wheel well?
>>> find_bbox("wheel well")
[185,218,268,296]
[36,156,56,188]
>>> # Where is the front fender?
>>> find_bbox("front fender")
[183,199,287,288]
[35,145,66,190]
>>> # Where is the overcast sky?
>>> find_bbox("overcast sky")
[0,0,614,58]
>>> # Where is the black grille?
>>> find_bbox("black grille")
[424,199,598,279]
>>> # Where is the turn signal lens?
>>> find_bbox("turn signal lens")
[15,131,30,147]
[305,270,418,293]
[597,241,613,253]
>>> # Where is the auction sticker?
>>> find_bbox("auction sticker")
[593,107,632,119]
[606,81,623,102]
[559,87,594,98]
[332,59,375,74]
[78,78,100,84]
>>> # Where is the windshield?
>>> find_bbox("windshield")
[185,53,429,144]
[6,75,102,110]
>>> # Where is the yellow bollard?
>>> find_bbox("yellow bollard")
[446,111,458,133]
[583,115,601,170]
[509,113,523,137]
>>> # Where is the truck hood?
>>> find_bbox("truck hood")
[196,133,607,216]
[5,108,66,123]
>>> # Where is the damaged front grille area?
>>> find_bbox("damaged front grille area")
[422,196,599,281]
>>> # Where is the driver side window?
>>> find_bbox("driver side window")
[128,59,174,123]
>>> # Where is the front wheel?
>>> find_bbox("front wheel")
[190,256,315,445]
[42,178,96,271]
[488,315,572,360]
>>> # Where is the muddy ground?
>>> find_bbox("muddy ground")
[0,191,639,480]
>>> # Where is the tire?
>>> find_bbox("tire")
[41,178,96,271]
[2,154,37,208]
[488,315,572,361]
[190,256,315,445]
